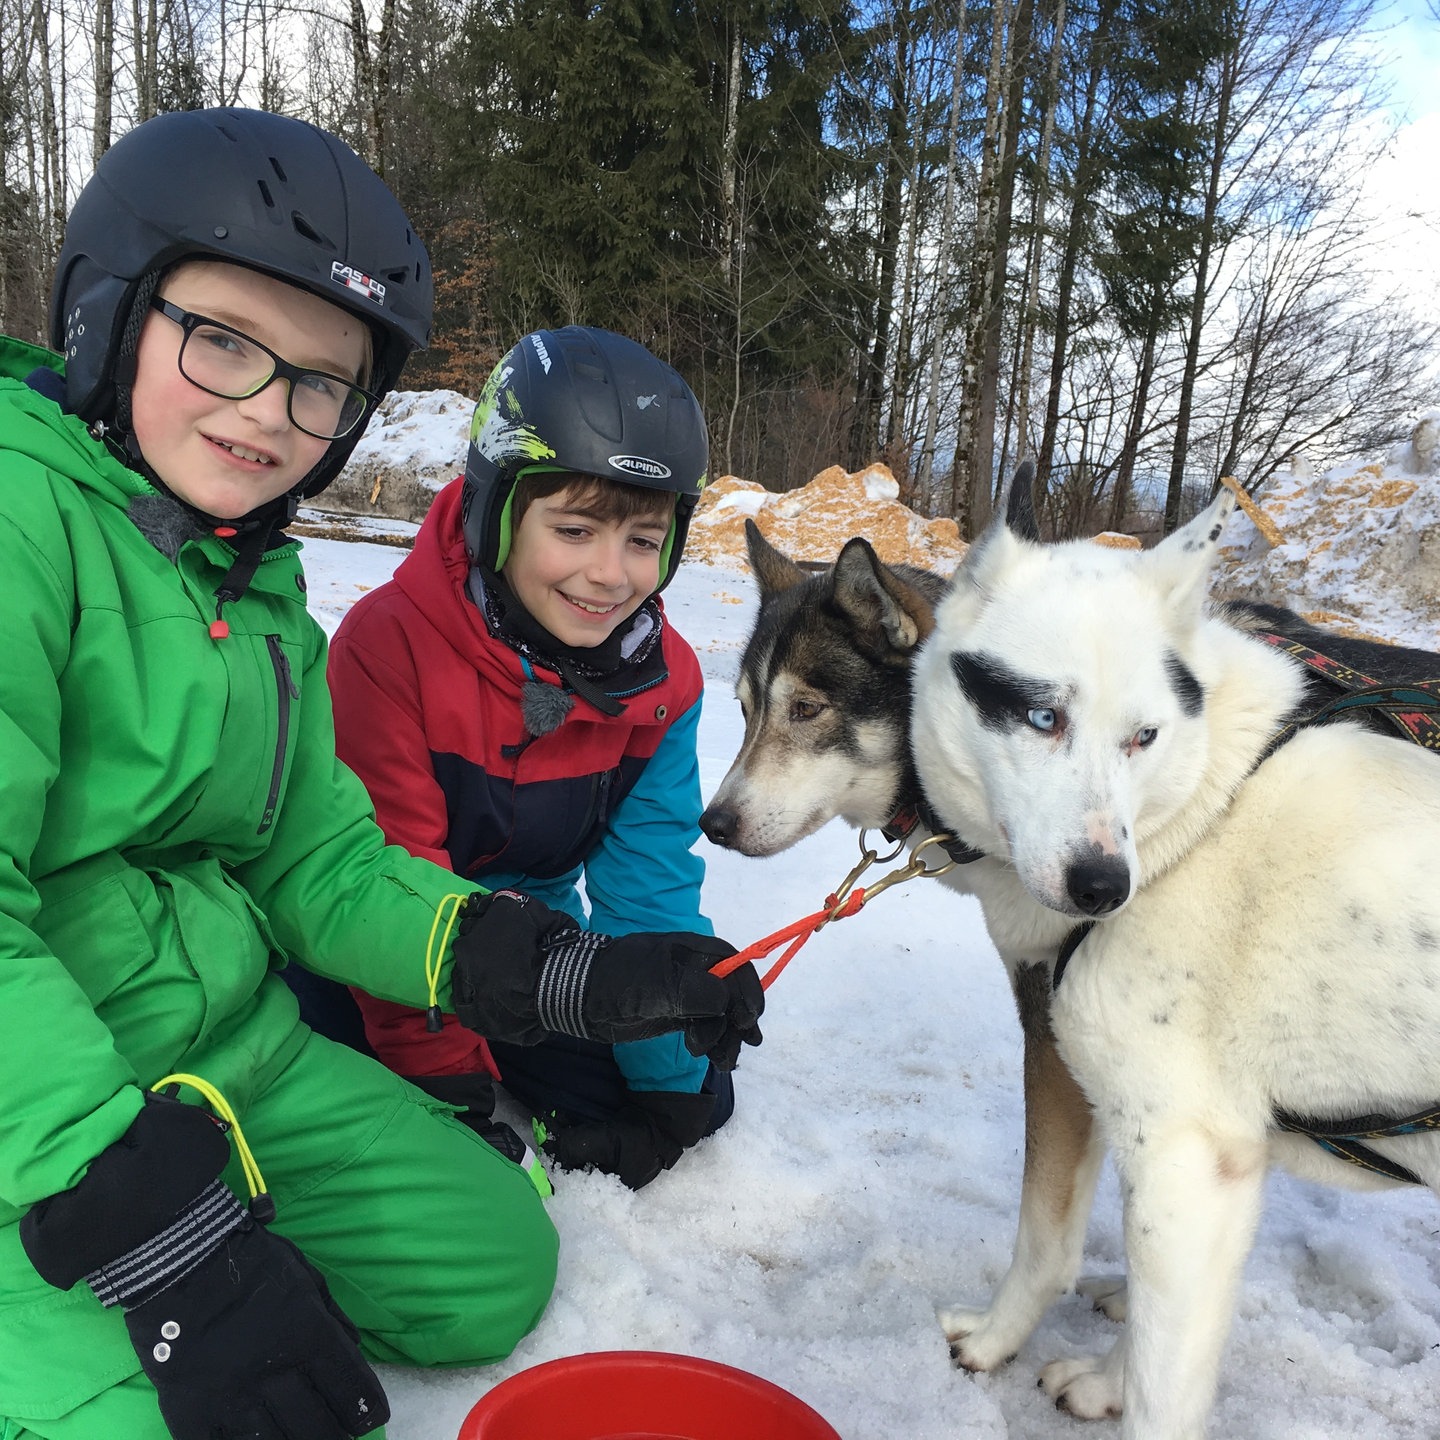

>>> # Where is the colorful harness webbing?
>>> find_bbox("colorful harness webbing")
[1254,630,1440,758]
[1054,630,1440,1183]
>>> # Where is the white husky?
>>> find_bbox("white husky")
[910,484,1440,1439]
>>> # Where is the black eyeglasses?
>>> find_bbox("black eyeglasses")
[150,298,377,441]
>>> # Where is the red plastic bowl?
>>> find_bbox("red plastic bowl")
[457,1351,842,1440]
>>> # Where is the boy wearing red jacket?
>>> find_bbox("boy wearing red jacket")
[324,328,736,1189]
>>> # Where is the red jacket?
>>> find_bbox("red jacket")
[327,478,705,1078]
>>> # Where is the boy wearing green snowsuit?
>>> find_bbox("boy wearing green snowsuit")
[0,108,762,1440]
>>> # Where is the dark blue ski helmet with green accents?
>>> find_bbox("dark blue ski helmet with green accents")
[462,327,709,593]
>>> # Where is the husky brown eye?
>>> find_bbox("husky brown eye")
[790,698,825,722]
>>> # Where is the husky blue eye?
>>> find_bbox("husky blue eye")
[1027,707,1057,731]
[1134,726,1158,748]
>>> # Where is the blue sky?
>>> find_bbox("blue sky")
[1361,1,1440,309]
[1381,0,1440,120]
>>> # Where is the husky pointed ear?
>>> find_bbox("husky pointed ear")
[1003,458,1041,542]
[828,537,935,663]
[744,519,808,599]
[1146,488,1236,617]
[957,459,1037,595]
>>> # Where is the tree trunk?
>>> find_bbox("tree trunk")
[850,12,910,469]
[973,0,1032,521]
[1108,315,1160,531]
[1013,0,1065,464]
[93,0,114,165]
[720,20,741,286]
[1036,10,1107,498]
[1163,34,1235,532]
[950,0,1009,530]
[916,0,969,511]
[349,0,377,163]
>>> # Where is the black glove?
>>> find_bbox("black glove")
[451,890,764,1070]
[20,1094,387,1440]
[544,1088,717,1190]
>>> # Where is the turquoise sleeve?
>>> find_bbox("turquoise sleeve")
[585,699,712,1094]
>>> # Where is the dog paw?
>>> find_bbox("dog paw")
[937,1306,1019,1373]
[1039,1355,1123,1420]
[1075,1274,1128,1322]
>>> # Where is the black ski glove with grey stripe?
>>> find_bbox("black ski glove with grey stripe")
[451,889,764,1070]
[20,1093,387,1440]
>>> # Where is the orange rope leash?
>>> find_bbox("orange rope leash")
[711,889,867,990]
[710,831,961,991]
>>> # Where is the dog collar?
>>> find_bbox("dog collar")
[881,801,987,866]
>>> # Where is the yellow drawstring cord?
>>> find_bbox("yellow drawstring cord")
[150,1073,274,1222]
[425,893,469,1033]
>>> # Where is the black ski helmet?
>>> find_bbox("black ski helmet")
[462,327,709,594]
[50,107,432,499]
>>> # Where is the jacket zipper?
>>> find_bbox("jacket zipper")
[593,769,614,831]
[258,635,298,834]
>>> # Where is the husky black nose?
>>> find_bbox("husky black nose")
[1065,855,1130,915]
[700,803,738,847]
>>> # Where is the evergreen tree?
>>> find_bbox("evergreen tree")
[431,0,866,485]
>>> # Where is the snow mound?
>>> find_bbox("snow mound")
[328,389,472,522]
[687,465,967,575]
[1217,412,1440,649]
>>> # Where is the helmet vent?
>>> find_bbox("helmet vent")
[291,212,335,250]
[269,156,288,183]
[257,180,275,209]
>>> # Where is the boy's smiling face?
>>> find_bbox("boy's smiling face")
[503,483,670,647]
[129,260,370,519]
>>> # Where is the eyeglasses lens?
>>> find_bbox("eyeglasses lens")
[178,323,365,440]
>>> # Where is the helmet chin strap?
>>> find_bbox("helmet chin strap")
[121,441,300,639]
[107,422,313,638]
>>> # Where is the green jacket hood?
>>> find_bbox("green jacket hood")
[0,336,153,512]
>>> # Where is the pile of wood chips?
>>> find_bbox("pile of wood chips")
[686,465,966,574]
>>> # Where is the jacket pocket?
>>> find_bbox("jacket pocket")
[31,852,161,1008]
[160,860,275,1039]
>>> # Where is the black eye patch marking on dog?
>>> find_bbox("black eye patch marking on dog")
[950,653,1054,731]
[1164,652,1204,716]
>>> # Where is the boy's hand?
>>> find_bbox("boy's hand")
[20,1095,387,1440]
[543,1089,717,1190]
[451,890,764,1069]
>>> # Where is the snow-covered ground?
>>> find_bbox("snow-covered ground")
[300,525,1440,1440]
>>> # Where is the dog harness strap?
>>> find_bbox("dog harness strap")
[1308,683,1440,750]
[1255,632,1440,758]
[1273,1102,1440,1186]
[1274,1127,1424,1186]
[1255,631,1383,690]
[1051,922,1094,992]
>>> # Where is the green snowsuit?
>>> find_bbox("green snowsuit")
[0,336,558,1438]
